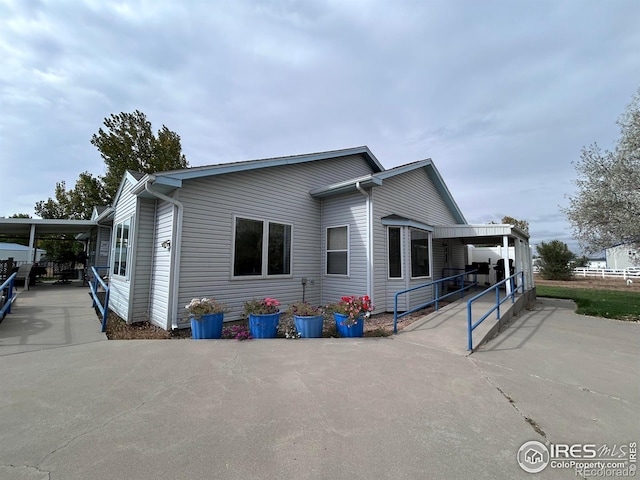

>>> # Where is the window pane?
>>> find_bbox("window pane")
[113,223,123,275]
[120,220,129,276]
[327,252,348,275]
[268,222,291,275]
[327,226,347,250]
[411,230,430,277]
[388,227,401,278]
[234,218,263,276]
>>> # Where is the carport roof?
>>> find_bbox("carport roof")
[0,218,96,237]
[433,224,529,245]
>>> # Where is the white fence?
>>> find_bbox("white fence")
[573,267,640,279]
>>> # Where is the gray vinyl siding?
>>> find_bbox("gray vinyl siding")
[88,225,111,279]
[320,192,368,305]
[130,198,155,323]
[108,180,138,323]
[95,226,111,268]
[149,200,174,328]
[372,168,461,312]
[174,154,373,322]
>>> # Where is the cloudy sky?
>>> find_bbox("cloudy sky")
[1,0,638,253]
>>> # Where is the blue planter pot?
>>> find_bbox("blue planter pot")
[191,312,224,339]
[294,315,324,338]
[249,312,281,338]
[334,312,364,337]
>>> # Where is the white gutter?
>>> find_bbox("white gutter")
[143,177,184,330]
[355,181,373,304]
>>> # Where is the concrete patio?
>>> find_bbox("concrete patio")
[0,283,638,479]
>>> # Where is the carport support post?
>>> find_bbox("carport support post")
[514,239,522,290]
[502,235,511,295]
[28,224,36,263]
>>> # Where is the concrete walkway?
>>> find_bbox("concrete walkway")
[0,289,638,480]
[0,281,106,356]
[401,289,528,354]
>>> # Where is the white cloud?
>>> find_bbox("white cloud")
[0,0,638,252]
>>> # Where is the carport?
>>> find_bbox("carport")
[0,218,96,263]
[434,223,534,295]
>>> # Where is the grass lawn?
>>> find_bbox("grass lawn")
[536,285,640,321]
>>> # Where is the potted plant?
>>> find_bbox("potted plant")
[185,297,228,339]
[286,302,325,338]
[327,295,373,338]
[243,297,281,338]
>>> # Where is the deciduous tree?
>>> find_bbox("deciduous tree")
[501,216,529,235]
[565,88,640,258]
[35,110,188,220]
[35,172,107,220]
[91,110,188,199]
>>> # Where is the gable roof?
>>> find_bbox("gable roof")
[310,159,467,224]
[111,170,147,206]
[148,145,381,183]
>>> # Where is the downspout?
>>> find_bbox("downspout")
[143,179,184,330]
[147,200,159,319]
[355,182,373,303]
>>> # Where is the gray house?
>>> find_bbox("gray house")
[104,146,533,330]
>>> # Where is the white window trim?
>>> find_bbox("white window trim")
[231,215,294,279]
[410,228,432,279]
[387,226,404,280]
[112,216,133,280]
[325,224,350,277]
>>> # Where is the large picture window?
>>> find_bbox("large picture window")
[388,227,402,278]
[326,225,348,275]
[113,218,131,277]
[233,217,292,277]
[410,229,431,278]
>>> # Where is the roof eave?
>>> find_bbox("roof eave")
[310,177,383,198]
[157,146,384,182]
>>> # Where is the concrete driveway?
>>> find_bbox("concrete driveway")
[0,290,638,480]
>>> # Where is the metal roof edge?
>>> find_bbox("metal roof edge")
[309,175,383,198]
[155,146,384,181]
[373,159,432,180]
[381,215,434,231]
[423,163,467,224]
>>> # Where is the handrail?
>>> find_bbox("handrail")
[393,270,478,334]
[466,270,525,351]
[89,266,110,332]
[0,273,17,320]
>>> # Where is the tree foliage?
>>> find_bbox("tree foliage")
[501,216,529,235]
[565,88,640,257]
[91,110,188,200]
[536,240,575,280]
[35,172,108,220]
[34,110,188,221]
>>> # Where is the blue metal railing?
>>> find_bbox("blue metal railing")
[393,270,478,333]
[466,271,525,351]
[89,266,110,332]
[0,273,17,320]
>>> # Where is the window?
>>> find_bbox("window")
[410,229,430,278]
[233,217,292,277]
[388,227,402,278]
[268,222,291,275]
[326,225,348,275]
[113,218,131,277]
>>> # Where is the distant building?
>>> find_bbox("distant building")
[606,244,639,269]
[586,258,606,269]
